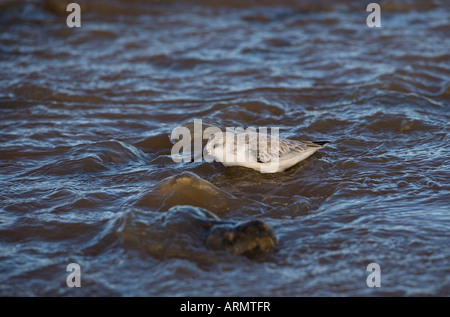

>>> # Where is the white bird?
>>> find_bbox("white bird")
[204,131,329,173]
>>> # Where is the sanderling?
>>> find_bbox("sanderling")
[204,131,329,173]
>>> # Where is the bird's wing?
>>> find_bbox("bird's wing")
[242,134,318,163]
[255,138,305,163]
[233,132,324,163]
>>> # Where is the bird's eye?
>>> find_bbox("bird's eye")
[213,143,218,149]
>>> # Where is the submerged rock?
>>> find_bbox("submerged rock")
[206,219,277,256]
[134,171,243,215]
[118,205,277,258]
[129,172,277,257]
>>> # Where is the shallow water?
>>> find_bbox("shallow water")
[0,0,449,296]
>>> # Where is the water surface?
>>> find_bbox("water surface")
[0,0,449,296]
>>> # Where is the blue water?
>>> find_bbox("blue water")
[0,0,449,296]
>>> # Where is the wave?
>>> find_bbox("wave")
[23,140,147,176]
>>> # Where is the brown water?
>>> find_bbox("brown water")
[1,0,449,296]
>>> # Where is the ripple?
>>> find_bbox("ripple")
[23,140,147,176]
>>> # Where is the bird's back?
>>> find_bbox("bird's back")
[223,132,329,172]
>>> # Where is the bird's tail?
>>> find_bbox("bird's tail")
[312,141,331,147]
